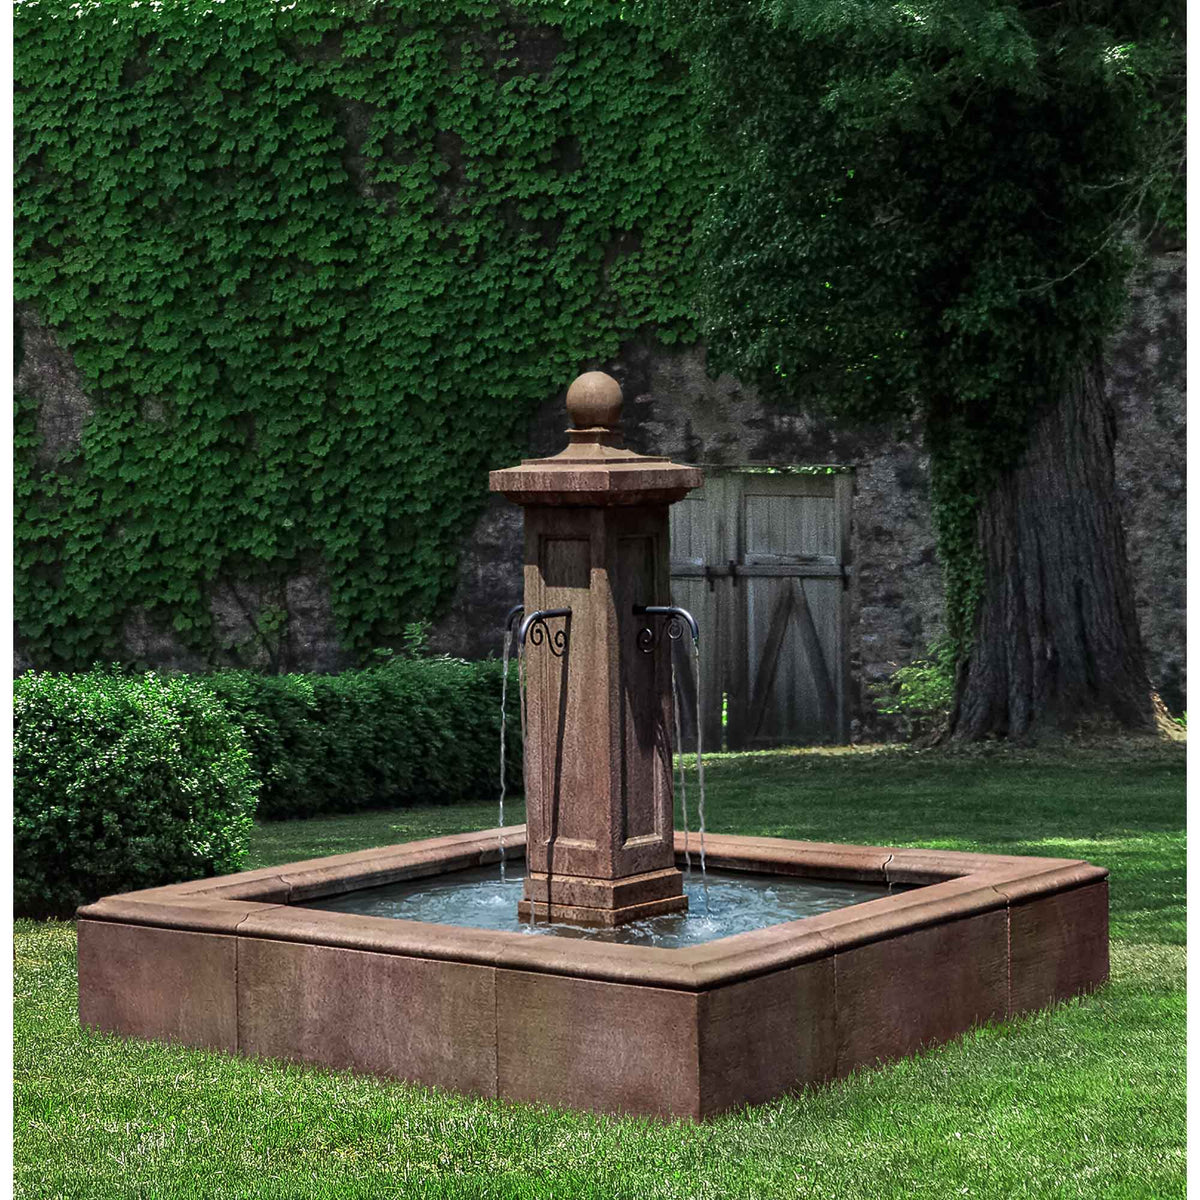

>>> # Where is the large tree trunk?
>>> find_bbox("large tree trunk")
[950,355,1158,739]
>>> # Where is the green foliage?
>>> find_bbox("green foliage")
[13,666,259,916]
[869,638,957,739]
[665,0,1184,651]
[400,619,433,658]
[14,0,713,668]
[731,464,852,475]
[204,656,522,820]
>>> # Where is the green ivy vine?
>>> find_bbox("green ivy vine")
[14,0,714,668]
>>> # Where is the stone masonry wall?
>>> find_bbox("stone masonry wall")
[1109,250,1186,716]
[430,249,1187,730]
[16,253,1185,731]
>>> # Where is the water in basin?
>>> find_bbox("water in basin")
[302,864,909,949]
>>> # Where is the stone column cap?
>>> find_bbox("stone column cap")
[490,372,704,506]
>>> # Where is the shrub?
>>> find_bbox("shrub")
[14,667,259,917]
[870,639,957,740]
[205,655,522,820]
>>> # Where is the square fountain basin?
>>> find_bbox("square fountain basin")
[77,828,1108,1120]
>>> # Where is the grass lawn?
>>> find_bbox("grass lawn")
[15,740,1185,1198]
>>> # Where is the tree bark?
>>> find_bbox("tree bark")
[950,355,1158,739]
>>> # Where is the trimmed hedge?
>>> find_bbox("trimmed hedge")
[14,668,259,917]
[13,657,519,913]
[204,656,522,820]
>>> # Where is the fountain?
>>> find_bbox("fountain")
[492,369,701,927]
[76,373,1110,1120]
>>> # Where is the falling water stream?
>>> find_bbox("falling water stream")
[670,667,692,875]
[692,641,709,907]
[681,639,709,913]
[515,630,535,919]
[497,627,513,883]
[671,638,709,913]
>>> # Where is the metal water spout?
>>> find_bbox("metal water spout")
[489,371,704,926]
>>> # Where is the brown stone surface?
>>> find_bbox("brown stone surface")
[518,892,688,927]
[797,874,1009,952]
[833,910,1009,1074]
[178,878,292,903]
[496,969,700,1118]
[676,873,1012,989]
[567,370,624,429]
[698,959,835,1117]
[673,924,834,991]
[77,920,238,1052]
[75,831,1110,1119]
[521,866,684,908]
[692,835,892,882]
[489,468,702,507]
[281,850,493,903]
[76,896,281,935]
[984,861,1108,904]
[490,370,703,507]
[515,506,679,887]
[492,375,703,925]
[100,877,292,905]
[235,904,510,968]
[882,847,1072,884]
[1006,880,1110,1014]
[233,894,710,991]
[238,940,497,1097]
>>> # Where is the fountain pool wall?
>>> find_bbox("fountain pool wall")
[77,827,1108,1120]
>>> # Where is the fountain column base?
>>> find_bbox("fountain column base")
[518,866,688,927]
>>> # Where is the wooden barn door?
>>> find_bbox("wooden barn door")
[669,470,852,750]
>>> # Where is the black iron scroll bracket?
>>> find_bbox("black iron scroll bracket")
[632,605,700,654]
[517,608,572,657]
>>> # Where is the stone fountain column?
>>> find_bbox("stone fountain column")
[490,372,704,926]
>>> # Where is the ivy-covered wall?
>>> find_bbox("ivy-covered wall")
[14,0,713,670]
[14,0,1185,725]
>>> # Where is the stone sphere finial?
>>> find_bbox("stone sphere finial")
[566,371,622,430]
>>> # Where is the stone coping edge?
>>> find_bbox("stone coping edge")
[77,827,1108,993]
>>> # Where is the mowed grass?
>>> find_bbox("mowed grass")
[15,740,1185,1199]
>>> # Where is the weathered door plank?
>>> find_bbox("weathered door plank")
[745,582,794,742]
[791,578,837,729]
[669,467,851,748]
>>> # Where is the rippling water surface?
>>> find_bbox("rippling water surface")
[304,864,908,949]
